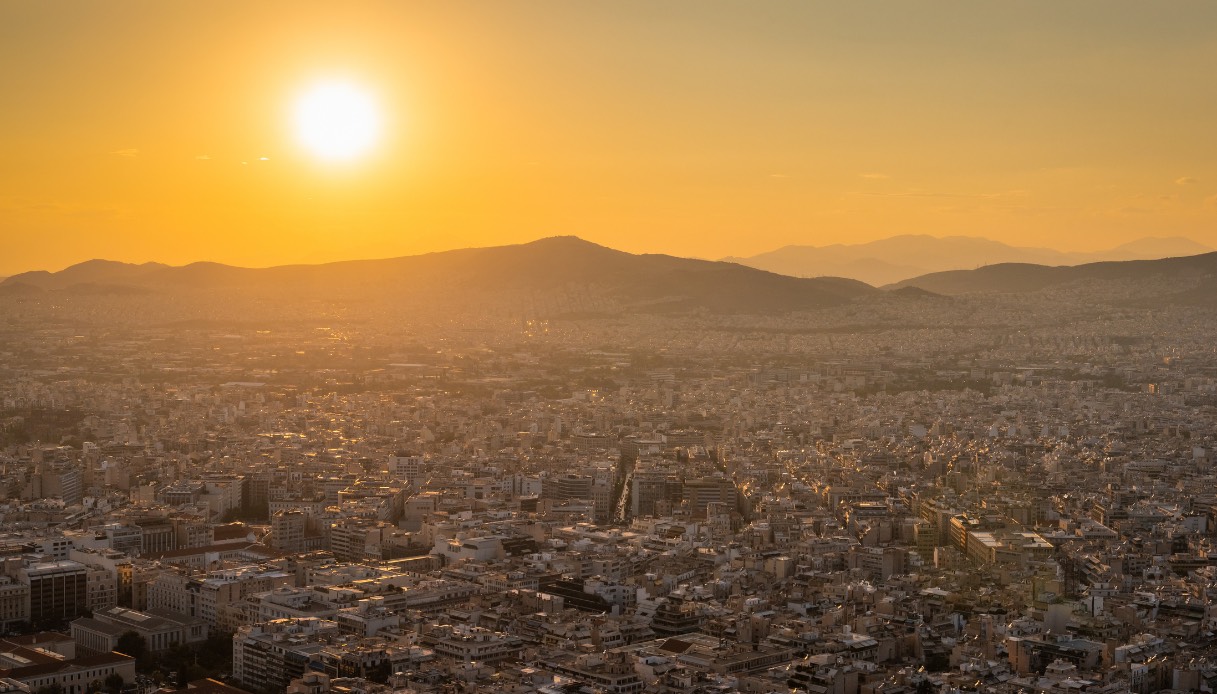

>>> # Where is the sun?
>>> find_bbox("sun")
[293,81,381,162]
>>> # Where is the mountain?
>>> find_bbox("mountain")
[4,259,169,290]
[886,251,1217,297]
[723,235,1213,285]
[1102,237,1214,260]
[0,237,879,315]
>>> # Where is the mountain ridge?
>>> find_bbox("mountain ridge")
[7,235,1216,314]
[722,235,1212,286]
[886,251,1217,298]
[0,236,880,315]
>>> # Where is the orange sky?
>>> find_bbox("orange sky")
[2,1,1216,275]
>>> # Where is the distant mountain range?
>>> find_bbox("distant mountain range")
[722,235,1213,286]
[5,235,1216,318]
[2,259,171,290]
[0,237,881,315]
[886,251,1217,303]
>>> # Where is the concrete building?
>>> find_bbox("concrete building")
[17,560,87,628]
[327,519,388,563]
[70,606,207,655]
[0,633,134,694]
[681,477,738,518]
[421,624,525,664]
[0,577,29,632]
[232,618,340,692]
[69,549,133,609]
[148,567,292,630]
[271,509,306,554]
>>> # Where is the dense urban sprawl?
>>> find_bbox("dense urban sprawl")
[1,292,1216,694]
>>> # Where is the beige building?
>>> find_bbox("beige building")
[148,567,292,630]
[69,549,133,609]
[71,606,207,655]
[0,577,29,632]
[83,564,117,612]
[233,618,339,692]
[0,633,135,694]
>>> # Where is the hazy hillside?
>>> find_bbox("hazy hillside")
[723,235,1212,285]
[1103,237,1213,260]
[886,252,1217,298]
[4,259,169,290]
[12,237,1214,321]
[0,236,878,316]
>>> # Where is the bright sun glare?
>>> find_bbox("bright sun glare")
[293,81,381,162]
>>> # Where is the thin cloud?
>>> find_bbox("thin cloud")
[2,197,124,219]
[24,201,64,212]
[853,189,1028,199]
[768,173,789,179]
[1175,176,1197,185]
[859,173,889,180]
[110,148,139,158]
[196,154,211,160]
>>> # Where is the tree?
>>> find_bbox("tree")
[104,673,125,694]
[195,632,236,672]
[159,639,224,684]
[115,631,148,667]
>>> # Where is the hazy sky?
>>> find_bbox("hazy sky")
[3,1,1216,274]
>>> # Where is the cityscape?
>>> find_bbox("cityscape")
[4,3,1217,694]
[1,235,1217,694]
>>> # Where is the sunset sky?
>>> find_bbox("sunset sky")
[2,1,1216,275]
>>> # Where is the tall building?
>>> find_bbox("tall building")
[681,477,738,518]
[18,560,87,628]
[242,473,272,515]
[271,509,307,554]
[590,472,615,523]
[630,471,681,519]
[390,455,425,486]
[547,474,593,501]
[70,548,134,609]
[45,467,84,507]
[22,463,83,507]
[82,563,117,612]
[547,472,614,522]
[329,519,388,562]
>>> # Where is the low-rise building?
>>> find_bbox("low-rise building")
[0,632,135,694]
[71,606,207,655]
[232,618,340,692]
